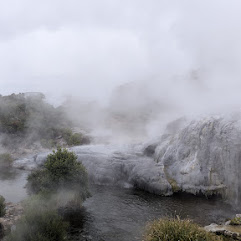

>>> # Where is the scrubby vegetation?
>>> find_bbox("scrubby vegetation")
[144,217,222,241]
[0,93,65,136]
[0,93,89,152]
[6,199,69,241]
[0,195,5,217]
[5,148,90,241]
[27,148,90,205]
[230,216,241,225]
[60,128,88,146]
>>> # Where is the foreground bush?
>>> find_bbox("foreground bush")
[0,195,5,217]
[6,200,69,241]
[27,148,90,205]
[144,217,222,241]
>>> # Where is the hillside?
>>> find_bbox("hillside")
[0,93,90,159]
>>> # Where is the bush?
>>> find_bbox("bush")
[230,216,241,225]
[0,153,13,167]
[144,217,222,241]
[6,201,69,241]
[27,148,90,205]
[68,133,82,146]
[0,195,5,217]
[61,128,83,146]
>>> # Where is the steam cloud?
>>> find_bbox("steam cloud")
[1,0,241,127]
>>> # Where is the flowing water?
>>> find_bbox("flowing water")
[0,167,237,241]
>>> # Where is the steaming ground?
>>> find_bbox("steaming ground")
[2,2,241,240]
[13,111,241,210]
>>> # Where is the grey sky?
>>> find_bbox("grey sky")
[1,0,241,109]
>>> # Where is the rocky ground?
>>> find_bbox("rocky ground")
[0,202,23,239]
[205,214,241,240]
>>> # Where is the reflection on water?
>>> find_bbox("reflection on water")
[68,185,237,241]
[0,167,29,203]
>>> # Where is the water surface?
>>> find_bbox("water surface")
[0,167,28,203]
[0,167,237,241]
[67,185,236,241]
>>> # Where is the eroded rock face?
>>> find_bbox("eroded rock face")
[155,115,241,206]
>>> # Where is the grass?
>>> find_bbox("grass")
[144,217,222,241]
[6,203,69,241]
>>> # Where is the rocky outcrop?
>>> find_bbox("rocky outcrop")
[14,144,173,196]
[154,114,241,206]
[205,214,241,240]
[205,223,241,240]
[13,114,241,206]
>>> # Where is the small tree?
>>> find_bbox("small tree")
[27,148,90,206]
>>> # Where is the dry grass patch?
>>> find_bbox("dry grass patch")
[144,217,222,241]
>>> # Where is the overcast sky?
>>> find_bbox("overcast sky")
[1,0,241,108]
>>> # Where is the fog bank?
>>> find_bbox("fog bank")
[1,1,241,139]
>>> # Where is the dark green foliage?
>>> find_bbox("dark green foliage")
[144,217,222,241]
[6,201,69,241]
[61,128,83,146]
[0,195,5,217]
[27,148,89,203]
[0,94,27,134]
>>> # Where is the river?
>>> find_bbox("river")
[0,167,236,241]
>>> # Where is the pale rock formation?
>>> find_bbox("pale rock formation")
[13,114,241,206]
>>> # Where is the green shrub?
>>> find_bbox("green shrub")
[144,217,222,241]
[230,216,241,225]
[61,128,83,146]
[0,153,13,167]
[6,201,69,241]
[68,133,82,146]
[0,195,5,217]
[27,148,90,205]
